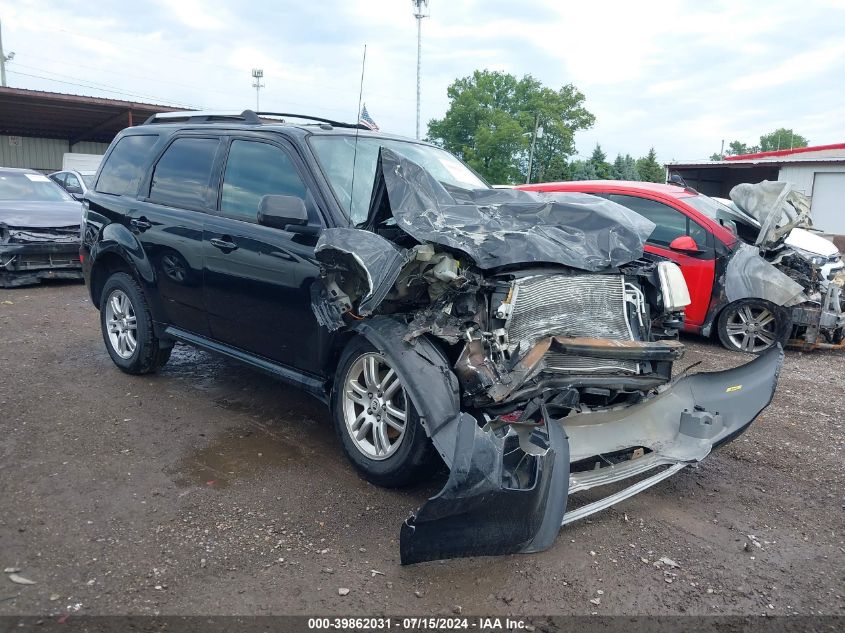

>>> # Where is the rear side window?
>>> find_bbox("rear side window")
[220,140,310,222]
[96,135,159,196]
[149,137,220,210]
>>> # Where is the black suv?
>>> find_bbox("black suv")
[82,110,782,563]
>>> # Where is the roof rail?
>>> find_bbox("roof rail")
[255,112,368,129]
[143,110,262,125]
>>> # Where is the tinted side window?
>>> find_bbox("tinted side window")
[96,135,159,196]
[609,194,689,246]
[149,137,219,210]
[50,173,67,186]
[220,140,309,222]
[687,218,710,249]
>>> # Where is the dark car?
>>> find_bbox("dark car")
[0,167,84,287]
[81,110,782,563]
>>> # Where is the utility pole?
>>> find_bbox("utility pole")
[526,113,543,184]
[0,19,16,88]
[251,68,264,111]
[411,0,429,140]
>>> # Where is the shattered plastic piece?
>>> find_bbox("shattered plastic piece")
[7,573,36,585]
[371,148,656,272]
[400,413,569,564]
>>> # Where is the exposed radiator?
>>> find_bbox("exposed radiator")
[504,274,640,374]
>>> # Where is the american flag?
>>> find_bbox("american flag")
[358,104,379,131]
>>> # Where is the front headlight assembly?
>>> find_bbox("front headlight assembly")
[657,261,691,312]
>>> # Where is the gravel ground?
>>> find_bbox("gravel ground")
[0,281,843,617]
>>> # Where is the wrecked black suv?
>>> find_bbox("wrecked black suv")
[82,110,783,564]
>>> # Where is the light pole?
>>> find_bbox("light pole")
[411,0,429,140]
[526,113,544,184]
[251,68,264,111]
[0,19,15,88]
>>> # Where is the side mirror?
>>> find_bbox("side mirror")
[669,235,701,253]
[258,195,309,230]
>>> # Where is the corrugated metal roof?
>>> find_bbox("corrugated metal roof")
[667,157,845,169]
[0,87,188,144]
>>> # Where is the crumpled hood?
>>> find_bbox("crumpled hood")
[368,148,655,272]
[730,181,811,248]
[0,200,84,228]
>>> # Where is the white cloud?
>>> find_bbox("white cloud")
[2,0,843,162]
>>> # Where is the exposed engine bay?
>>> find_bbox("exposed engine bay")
[728,182,844,349]
[312,149,783,564]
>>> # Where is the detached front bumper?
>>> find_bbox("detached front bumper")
[401,345,784,564]
[0,242,83,287]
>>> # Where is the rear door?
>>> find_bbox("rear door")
[202,136,326,375]
[607,193,716,329]
[131,135,223,336]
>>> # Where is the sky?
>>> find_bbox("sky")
[2,0,845,163]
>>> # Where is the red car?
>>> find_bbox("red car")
[518,180,845,353]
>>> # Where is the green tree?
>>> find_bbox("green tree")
[427,70,594,184]
[568,160,598,180]
[635,147,664,183]
[612,153,639,180]
[709,152,723,161]
[726,140,755,156]
[759,128,809,152]
[589,144,612,179]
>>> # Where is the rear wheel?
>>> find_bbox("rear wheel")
[717,299,790,353]
[100,272,173,374]
[331,337,437,488]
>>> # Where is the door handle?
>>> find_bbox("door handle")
[130,217,152,232]
[210,237,238,252]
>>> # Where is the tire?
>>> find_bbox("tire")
[717,298,791,354]
[331,337,438,488]
[100,272,173,374]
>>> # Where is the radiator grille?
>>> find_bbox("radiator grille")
[505,274,639,374]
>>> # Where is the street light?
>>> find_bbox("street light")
[411,0,429,140]
[526,114,544,184]
[251,68,264,111]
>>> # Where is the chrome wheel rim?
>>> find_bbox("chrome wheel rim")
[342,352,408,460]
[725,305,777,352]
[105,289,138,359]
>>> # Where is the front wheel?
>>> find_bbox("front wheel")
[717,299,790,353]
[331,337,438,488]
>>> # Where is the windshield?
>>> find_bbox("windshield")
[683,193,732,219]
[0,172,73,202]
[310,136,487,224]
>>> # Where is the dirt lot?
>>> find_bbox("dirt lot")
[1,281,843,617]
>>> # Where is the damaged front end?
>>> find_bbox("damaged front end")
[313,149,784,563]
[729,181,845,349]
[0,224,84,287]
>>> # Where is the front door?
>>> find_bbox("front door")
[202,137,325,375]
[607,194,717,329]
